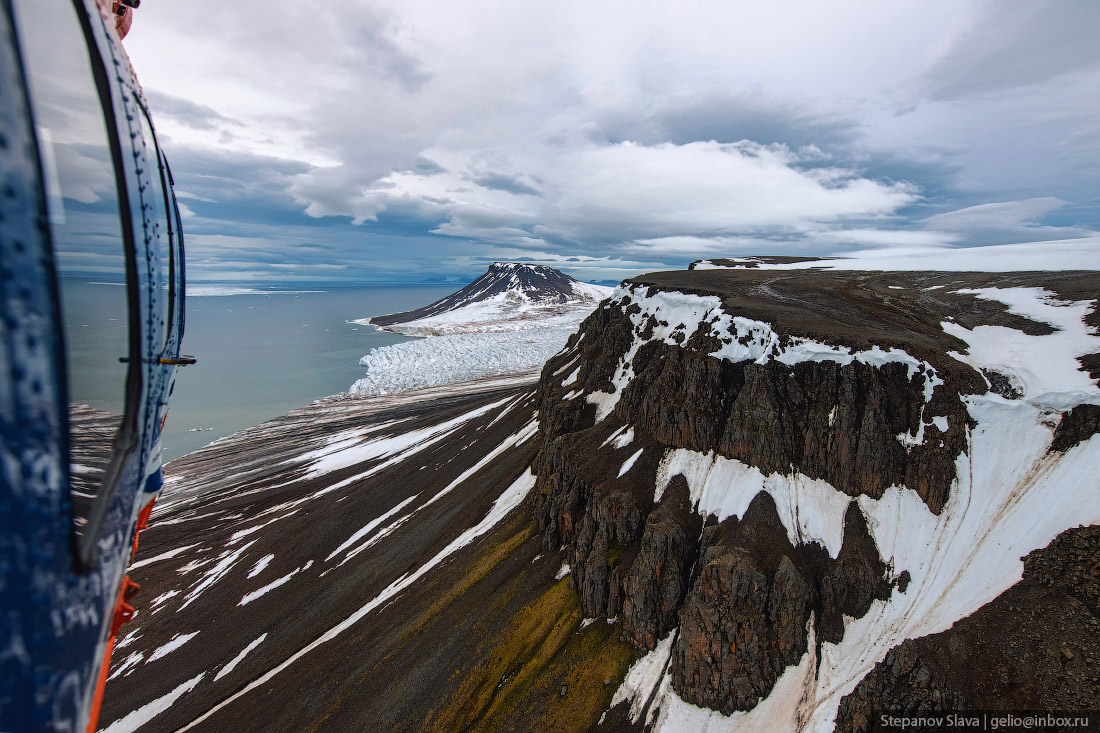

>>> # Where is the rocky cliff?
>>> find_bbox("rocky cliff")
[533,265,1100,728]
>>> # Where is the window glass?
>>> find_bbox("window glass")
[14,0,132,542]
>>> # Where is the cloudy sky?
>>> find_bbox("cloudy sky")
[123,0,1100,284]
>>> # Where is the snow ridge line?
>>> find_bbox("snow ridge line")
[586,285,943,432]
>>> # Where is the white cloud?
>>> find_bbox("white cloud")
[923,197,1066,230]
[538,141,915,244]
[624,227,957,258]
[815,228,958,247]
[920,198,1099,245]
[120,0,1100,273]
[297,140,917,246]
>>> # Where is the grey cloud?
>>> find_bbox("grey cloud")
[137,1,1100,279]
[599,92,861,150]
[468,172,541,196]
[320,3,432,92]
[920,0,1100,100]
[350,24,431,92]
[411,157,446,175]
[146,89,243,131]
[160,146,320,230]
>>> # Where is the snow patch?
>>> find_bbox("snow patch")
[146,632,200,664]
[115,629,142,651]
[325,495,419,562]
[656,449,853,558]
[179,541,256,610]
[942,287,1100,407]
[239,561,314,606]
[102,673,205,733]
[129,543,201,571]
[613,428,635,449]
[617,448,644,477]
[599,425,629,449]
[247,554,273,579]
[610,632,675,725]
[693,239,1100,272]
[148,590,180,613]
[227,511,300,544]
[107,652,143,681]
[214,634,268,682]
[417,419,539,513]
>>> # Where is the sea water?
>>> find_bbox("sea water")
[63,281,453,462]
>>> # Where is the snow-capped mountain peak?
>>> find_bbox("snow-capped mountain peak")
[361,263,612,337]
[471,261,610,303]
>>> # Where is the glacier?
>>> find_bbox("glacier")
[349,328,577,396]
[349,264,611,396]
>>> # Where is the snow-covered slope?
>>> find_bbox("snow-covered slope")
[349,263,612,396]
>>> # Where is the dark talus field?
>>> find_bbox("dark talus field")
[100,376,625,732]
[101,265,1100,732]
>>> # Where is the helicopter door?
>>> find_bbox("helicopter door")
[12,0,141,568]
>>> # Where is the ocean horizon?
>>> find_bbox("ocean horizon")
[65,279,456,462]
[164,283,459,461]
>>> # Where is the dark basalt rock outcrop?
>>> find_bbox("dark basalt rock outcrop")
[532,286,946,715]
[817,504,896,645]
[834,525,1100,732]
[671,496,891,714]
[1051,403,1100,453]
[536,390,899,712]
[981,368,1023,400]
[672,496,816,714]
[619,477,702,649]
[542,295,971,516]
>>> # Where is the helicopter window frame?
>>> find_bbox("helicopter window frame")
[134,96,178,356]
[164,157,186,343]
